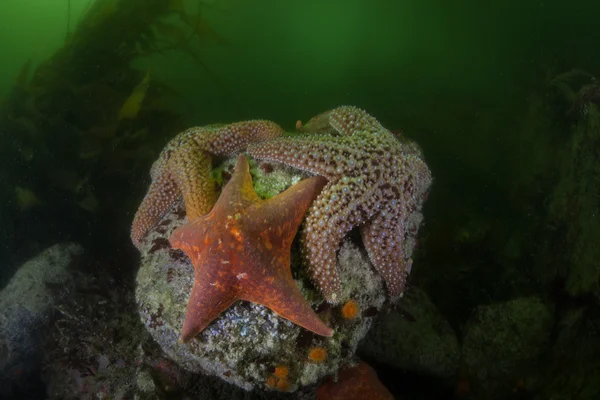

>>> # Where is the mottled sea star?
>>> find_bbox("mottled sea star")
[248,106,432,303]
[131,120,283,248]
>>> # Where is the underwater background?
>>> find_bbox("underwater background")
[1,0,600,399]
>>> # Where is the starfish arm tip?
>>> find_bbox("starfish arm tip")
[179,321,203,343]
[179,329,193,344]
[321,326,334,337]
[293,314,334,337]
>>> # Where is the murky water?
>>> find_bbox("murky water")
[1,1,599,399]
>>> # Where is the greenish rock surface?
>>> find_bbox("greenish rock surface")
[0,243,83,397]
[41,250,254,400]
[532,307,600,400]
[135,157,388,392]
[462,296,553,399]
[542,72,600,299]
[360,287,460,380]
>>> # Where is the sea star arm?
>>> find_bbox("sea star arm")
[179,257,240,343]
[248,134,368,180]
[302,181,380,303]
[240,265,333,337]
[360,199,410,298]
[131,144,215,249]
[197,120,284,156]
[210,154,261,217]
[297,110,336,134]
[301,106,385,136]
[169,146,216,221]
[243,175,327,248]
[131,171,180,249]
[130,120,283,249]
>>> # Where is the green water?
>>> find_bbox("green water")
[3,0,598,122]
[1,0,600,399]
[2,0,594,183]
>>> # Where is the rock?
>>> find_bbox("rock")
[462,296,553,399]
[532,307,600,400]
[135,157,388,392]
[360,287,460,380]
[42,260,152,400]
[0,243,83,398]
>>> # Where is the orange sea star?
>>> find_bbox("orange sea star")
[248,106,432,303]
[169,155,333,342]
[130,120,283,249]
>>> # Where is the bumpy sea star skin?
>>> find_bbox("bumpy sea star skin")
[169,155,333,343]
[248,106,432,303]
[130,120,283,249]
